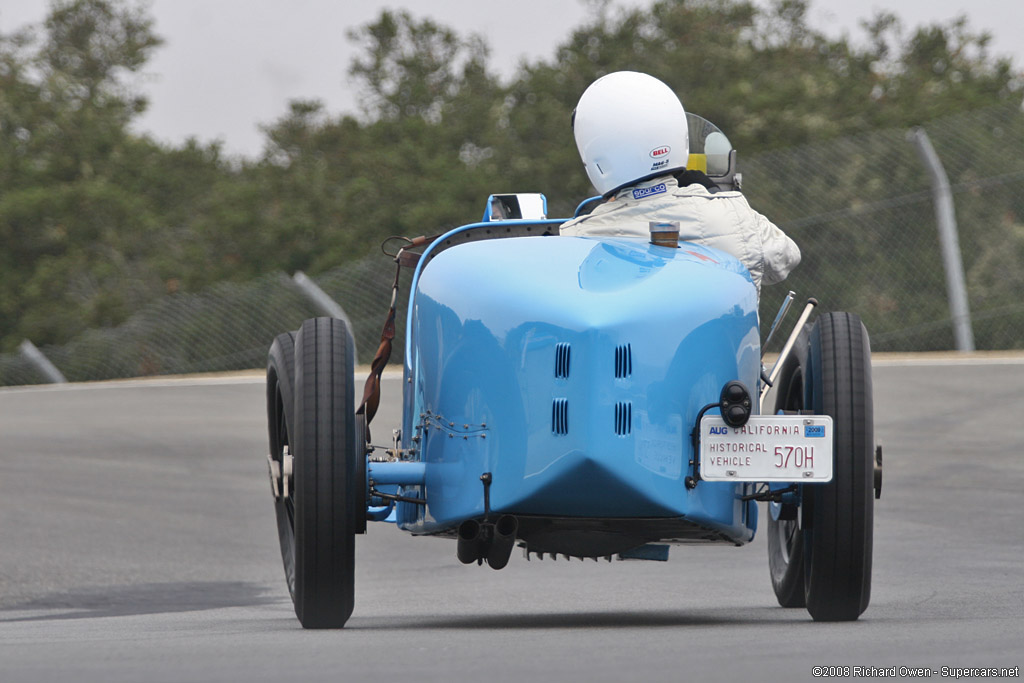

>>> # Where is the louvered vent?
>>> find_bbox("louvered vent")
[552,398,569,435]
[554,343,571,379]
[614,344,632,378]
[614,402,632,436]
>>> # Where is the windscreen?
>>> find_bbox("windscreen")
[686,113,733,177]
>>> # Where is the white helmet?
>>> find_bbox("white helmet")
[572,71,689,196]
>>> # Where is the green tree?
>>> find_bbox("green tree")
[243,10,506,277]
[490,0,1022,213]
[3,0,1023,361]
[29,0,161,182]
[347,9,492,124]
[0,0,176,350]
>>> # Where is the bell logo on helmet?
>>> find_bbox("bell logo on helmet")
[649,146,671,158]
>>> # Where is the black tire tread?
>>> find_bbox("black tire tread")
[804,312,874,622]
[293,317,356,629]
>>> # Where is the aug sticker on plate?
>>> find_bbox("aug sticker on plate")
[699,415,834,482]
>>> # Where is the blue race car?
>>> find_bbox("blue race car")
[264,115,882,628]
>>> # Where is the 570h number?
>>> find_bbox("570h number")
[775,445,816,469]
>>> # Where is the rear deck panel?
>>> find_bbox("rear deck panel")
[398,230,760,546]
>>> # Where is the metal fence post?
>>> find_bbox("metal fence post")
[908,127,976,352]
[291,271,359,360]
[19,340,68,384]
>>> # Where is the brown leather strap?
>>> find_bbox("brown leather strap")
[356,235,443,442]
[408,234,438,248]
[356,250,404,442]
[396,250,421,269]
[356,307,394,426]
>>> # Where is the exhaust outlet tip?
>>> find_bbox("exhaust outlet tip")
[494,514,518,538]
[456,519,483,565]
[487,515,519,570]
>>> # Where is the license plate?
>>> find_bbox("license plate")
[699,415,833,482]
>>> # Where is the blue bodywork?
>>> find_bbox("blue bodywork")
[371,220,764,554]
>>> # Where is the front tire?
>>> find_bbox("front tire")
[291,317,359,628]
[803,312,874,621]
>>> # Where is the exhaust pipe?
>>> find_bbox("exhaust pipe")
[486,515,519,570]
[456,519,484,565]
[456,515,519,569]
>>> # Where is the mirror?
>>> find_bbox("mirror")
[483,193,548,221]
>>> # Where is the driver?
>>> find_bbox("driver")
[560,71,800,293]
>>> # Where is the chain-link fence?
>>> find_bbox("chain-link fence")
[747,104,1024,352]
[0,260,408,386]
[2,104,1022,386]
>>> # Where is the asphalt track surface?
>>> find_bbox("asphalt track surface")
[1,360,1022,682]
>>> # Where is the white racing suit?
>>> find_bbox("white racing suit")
[560,175,800,293]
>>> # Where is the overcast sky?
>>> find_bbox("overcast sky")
[2,0,1022,158]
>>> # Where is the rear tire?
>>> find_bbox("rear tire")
[803,312,874,621]
[767,329,808,608]
[292,317,359,628]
